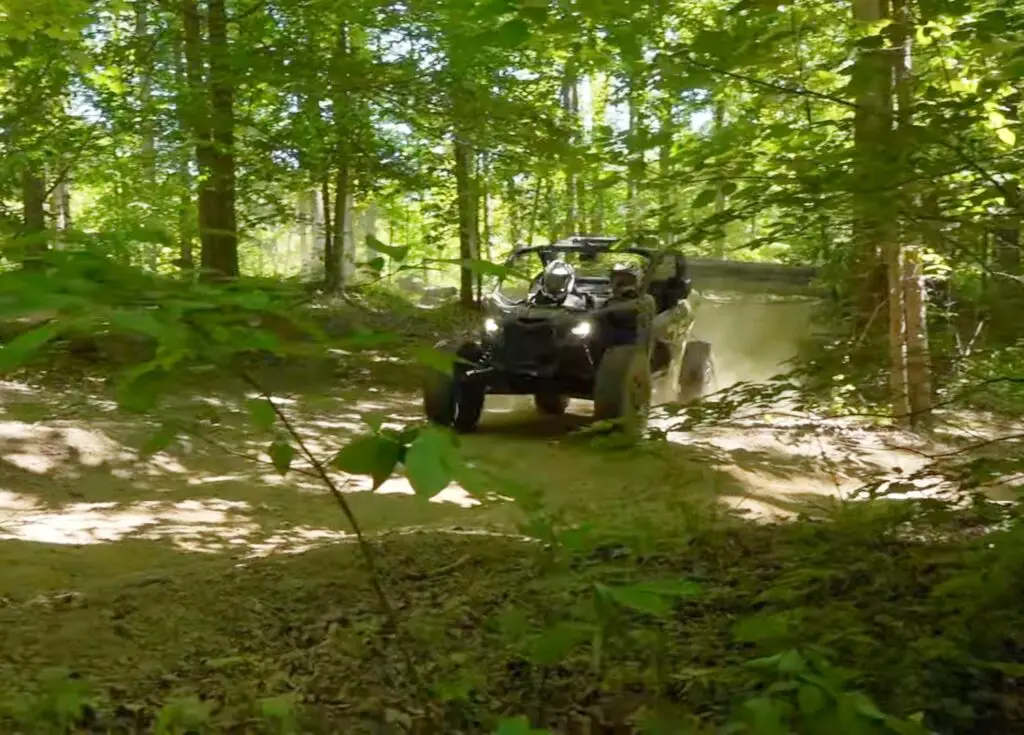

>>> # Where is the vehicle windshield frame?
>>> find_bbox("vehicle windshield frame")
[492,241,658,304]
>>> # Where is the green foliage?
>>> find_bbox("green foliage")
[258,694,301,735]
[734,648,929,735]
[3,668,95,734]
[330,421,461,497]
[154,697,211,734]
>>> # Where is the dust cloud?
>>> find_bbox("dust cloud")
[690,289,819,393]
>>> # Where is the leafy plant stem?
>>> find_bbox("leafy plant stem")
[238,370,425,691]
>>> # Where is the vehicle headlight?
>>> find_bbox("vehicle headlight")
[484,317,500,334]
[570,320,592,338]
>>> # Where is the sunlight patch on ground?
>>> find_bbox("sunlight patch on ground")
[0,492,363,557]
[0,495,253,547]
[0,421,135,474]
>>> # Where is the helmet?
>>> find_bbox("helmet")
[540,259,575,300]
[610,263,640,298]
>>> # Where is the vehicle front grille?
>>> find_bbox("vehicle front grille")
[496,319,557,369]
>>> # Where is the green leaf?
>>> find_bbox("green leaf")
[596,582,670,617]
[108,309,168,340]
[140,423,177,458]
[360,411,385,431]
[246,399,277,432]
[414,346,463,374]
[0,321,64,372]
[692,187,719,208]
[777,648,807,674]
[403,426,457,498]
[627,579,704,599]
[720,181,738,196]
[740,697,790,735]
[845,691,887,721]
[259,693,299,733]
[732,611,796,644]
[494,606,532,641]
[366,234,409,261]
[269,441,296,475]
[495,716,549,735]
[114,363,167,413]
[797,683,826,716]
[332,434,402,489]
[494,18,531,47]
[996,127,1016,146]
[529,622,592,665]
[462,258,511,278]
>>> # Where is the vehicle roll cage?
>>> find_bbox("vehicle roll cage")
[503,236,689,295]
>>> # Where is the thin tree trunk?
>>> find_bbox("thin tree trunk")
[136,0,157,272]
[330,162,349,289]
[321,178,334,286]
[562,59,578,235]
[995,90,1021,282]
[892,0,931,425]
[20,166,47,267]
[852,0,894,326]
[590,73,610,234]
[136,0,156,182]
[526,175,542,245]
[454,132,478,307]
[477,154,491,302]
[712,102,727,257]
[173,30,194,271]
[885,241,910,423]
[658,100,674,244]
[506,177,519,245]
[202,0,239,279]
[626,69,644,236]
[182,0,218,277]
[50,176,71,245]
[344,191,356,279]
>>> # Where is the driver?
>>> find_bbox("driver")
[531,259,585,308]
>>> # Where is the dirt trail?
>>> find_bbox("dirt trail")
[0,288,993,600]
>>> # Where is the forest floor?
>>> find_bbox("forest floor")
[0,293,1021,733]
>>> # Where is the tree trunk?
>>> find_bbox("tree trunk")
[852,0,894,325]
[658,100,674,244]
[136,0,156,183]
[20,166,47,267]
[506,177,519,245]
[626,69,644,236]
[321,178,334,286]
[343,191,356,280]
[526,175,542,245]
[329,161,349,289]
[561,58,579,235]
[50,176,71,243]
[201,0,239,279]
[454,130,478,307]
[173,29,194,272]
[994,90,1021,282]
[590,73,610,235]
[712,102,727,257]
[892,0,932,425]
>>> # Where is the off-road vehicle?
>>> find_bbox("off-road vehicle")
[422,236,713,435]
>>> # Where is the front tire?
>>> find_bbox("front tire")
[423,340,486,433]
[534,393,569,416]
[593,345,652,440]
